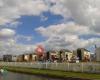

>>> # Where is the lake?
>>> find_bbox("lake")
[0,71,64,80]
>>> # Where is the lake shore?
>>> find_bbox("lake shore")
[0,66,100,80]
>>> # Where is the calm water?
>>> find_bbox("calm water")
[0,71,63,80]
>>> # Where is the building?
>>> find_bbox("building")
[3,55,12,62]
[59,49,73,62]
[65,50,73,62]
[12,55,18,62]
[46,51,50,60]
[24,54,32,62]
[95,47,100,62]
[23,53,37,62]
[74,48,91,62]
[17,55,24,62]
[16,53,38,62]
[31,54,37,61]
[45,49,73,62]
[0,57,3,61]
[90,53,95,62]
[49,50,59,62]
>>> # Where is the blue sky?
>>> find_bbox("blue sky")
[16,12,64,44]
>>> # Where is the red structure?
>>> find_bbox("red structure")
[35,45,45,57]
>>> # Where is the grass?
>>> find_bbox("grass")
[1,66,100,80]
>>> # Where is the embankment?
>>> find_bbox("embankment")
[1,67,100,80]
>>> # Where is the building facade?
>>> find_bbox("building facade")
[74,48,91,62]
[59,49,73,62]
[95,47,100,62]
[3,55,12,62]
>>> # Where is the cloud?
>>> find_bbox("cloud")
[0,0,100,35]
[35,22,98,37]
[0,28,34,55]
[36,22,100,50]
[38,0,100,50]
[0,28,15,39]
[0,36,36,56]
[49,0,71,18]
[5,21,22,28]
[40,15,48,21]
[15,35,33,42]
[0,40,36,56]
[65,0,100,33]
[0,0,48,25]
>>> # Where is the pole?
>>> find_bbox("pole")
[81,63,83,72]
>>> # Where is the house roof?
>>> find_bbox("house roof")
[60,49,72,53]
[77,48,90,52]
[47,49,72,53]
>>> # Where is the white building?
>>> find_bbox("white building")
[95,47,100,61]
[64,51,73,62]
[24,54,30,61]
[74,48,91,61]
[59,49,73,62]
[32,54,37,61]
[12,56,18,62]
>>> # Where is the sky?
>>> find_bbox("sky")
[0,0,100,56]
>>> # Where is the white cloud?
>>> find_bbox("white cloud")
[40,15,48,21]
[35,22,97,37]
[0,28,35,55]
[0,0,100,35]
[6,21,22,28]
[36,22,100,50]
[49,1,71,18]
[0,0,48,25]
[65,0,100,33]
[15,35,33,42]
[0,45,35,56]
[37,0,100,50]
[0,28,15,38]
[0,39,36,56]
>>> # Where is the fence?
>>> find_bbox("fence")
[0,62,100,73]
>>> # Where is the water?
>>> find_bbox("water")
[0,71,63,80]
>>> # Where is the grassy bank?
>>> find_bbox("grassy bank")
[1,67,100,80]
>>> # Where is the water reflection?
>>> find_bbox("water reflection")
[0,72,63,80]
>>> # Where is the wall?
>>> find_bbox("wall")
[0,62,100,73]
[95,47,100,61]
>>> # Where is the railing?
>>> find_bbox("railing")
[0,62,100,73]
